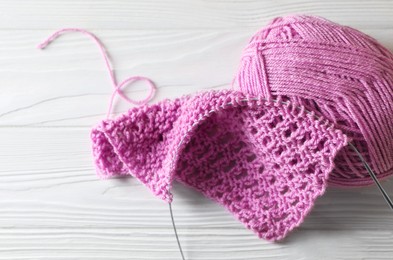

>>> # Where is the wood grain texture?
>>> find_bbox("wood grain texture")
[1,0,393,259]
[0,0,392,29]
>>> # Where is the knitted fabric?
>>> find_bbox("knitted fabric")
[234,15,393,187]
[91,89,347,241]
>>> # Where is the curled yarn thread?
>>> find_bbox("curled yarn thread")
[37,28,157,118]
[234,15,393,186]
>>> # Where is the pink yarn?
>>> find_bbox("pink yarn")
[91,89,347,241]
[37,28,157,116]
[234,15,393,187]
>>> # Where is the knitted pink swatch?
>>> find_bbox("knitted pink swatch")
[234,15,393,187]
[91,89,347,241]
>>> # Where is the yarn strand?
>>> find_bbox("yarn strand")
[37,28,118,87]
[37,28,157,119]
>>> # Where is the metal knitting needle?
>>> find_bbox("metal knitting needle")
[348,142,393,210]
[169,202,186,260]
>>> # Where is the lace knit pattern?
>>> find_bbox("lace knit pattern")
[234,15,393,186]
[91,90,347,241]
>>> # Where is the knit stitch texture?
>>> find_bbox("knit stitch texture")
[91,90,347,241]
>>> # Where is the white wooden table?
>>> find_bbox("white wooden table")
[1,1,392,259]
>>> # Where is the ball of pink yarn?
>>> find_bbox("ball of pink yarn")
[234,15,393,186]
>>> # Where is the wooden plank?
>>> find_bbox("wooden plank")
[0,229,391,259]
[0,0,391,30]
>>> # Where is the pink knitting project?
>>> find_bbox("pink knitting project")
[91,89,347,241]
[37,18,391,242]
